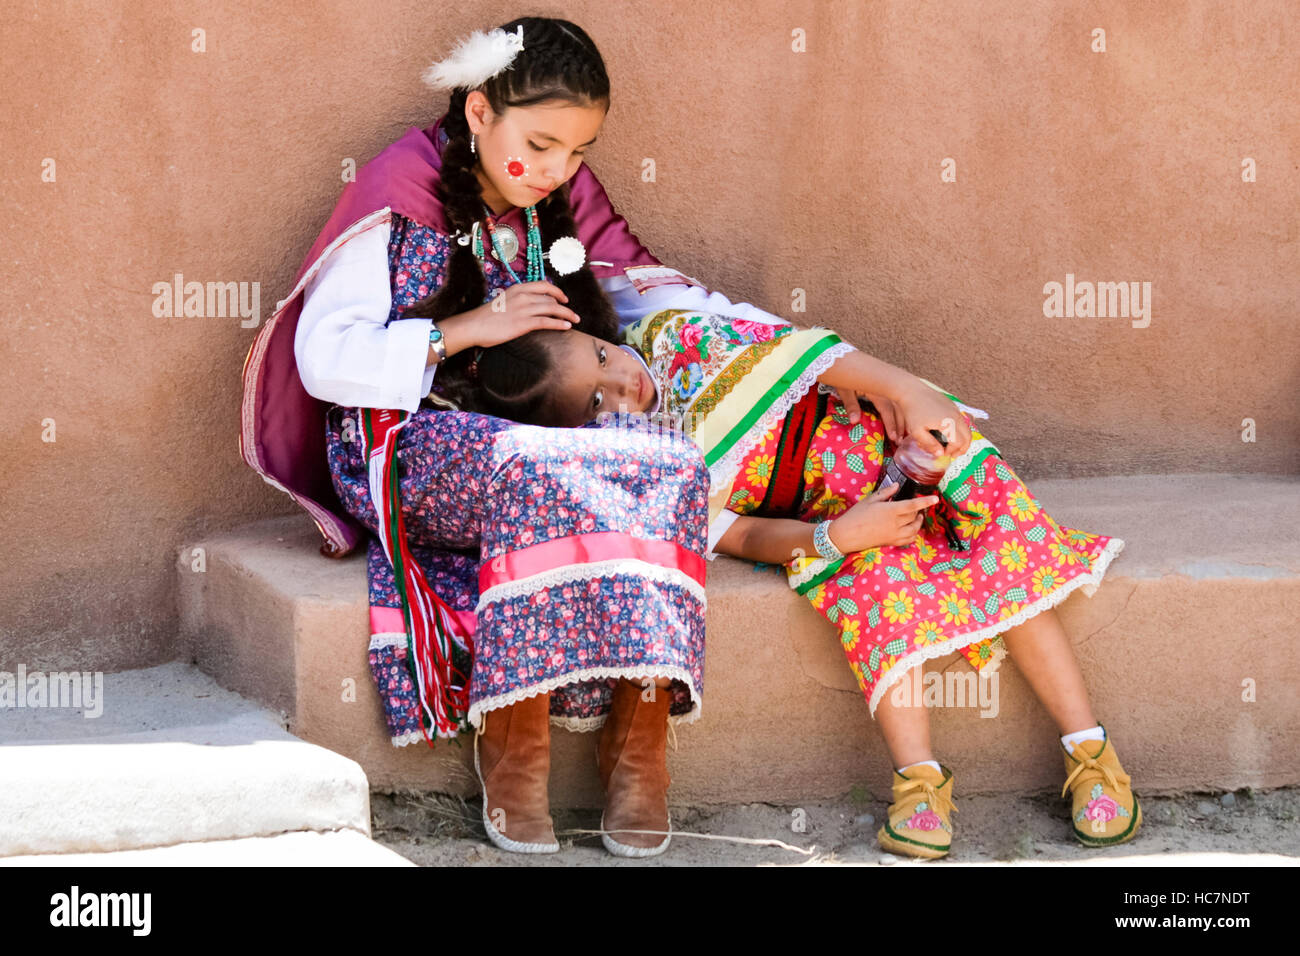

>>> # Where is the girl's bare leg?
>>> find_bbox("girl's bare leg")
[999,605,1098,735]
[873,680,935,770]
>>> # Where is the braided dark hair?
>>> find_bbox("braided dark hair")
[403,17,624,416]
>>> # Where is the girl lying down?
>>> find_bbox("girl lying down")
[426,308,1133,859]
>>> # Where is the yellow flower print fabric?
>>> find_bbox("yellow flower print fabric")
[726,397,1125,716]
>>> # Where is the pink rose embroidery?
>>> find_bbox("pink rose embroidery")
[906,810,942,831]
[668,323,707,377]
[1085,794,1119,822]
[728,318,778,343]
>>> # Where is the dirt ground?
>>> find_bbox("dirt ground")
[371,785,1300,867]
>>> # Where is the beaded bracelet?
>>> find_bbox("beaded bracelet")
[813,519,845,561]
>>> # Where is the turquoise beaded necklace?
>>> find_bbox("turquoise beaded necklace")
[473,202,548,284]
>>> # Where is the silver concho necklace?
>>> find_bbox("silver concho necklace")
[488,223,519,263]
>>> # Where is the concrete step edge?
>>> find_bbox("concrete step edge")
[0,664,373,857]
[0,828,413,867]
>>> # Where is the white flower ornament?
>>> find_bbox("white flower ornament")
[546,236,587,276]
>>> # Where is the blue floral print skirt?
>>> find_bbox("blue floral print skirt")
[325,403,709,745]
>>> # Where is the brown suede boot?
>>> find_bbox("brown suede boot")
[597,677,673,858]
[473,692,559,853]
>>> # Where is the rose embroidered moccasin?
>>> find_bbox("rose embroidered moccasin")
[877,763,957,859]
[1061,728,1142,847]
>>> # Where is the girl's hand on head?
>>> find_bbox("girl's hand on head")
[828,481,940,552]
[466,280,581,349]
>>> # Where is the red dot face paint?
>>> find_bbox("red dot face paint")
[505,157,528,179]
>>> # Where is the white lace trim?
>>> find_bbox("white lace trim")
[373,631,432,748]
[368,632,408,651]
[939,436,998,492]
[467,666,701,732]
[475,559,706,612]
[707,341,858,494]
[549,713,608,732]
[866,536,1127,716]
[787,554,838,591]
[547,709,697,733]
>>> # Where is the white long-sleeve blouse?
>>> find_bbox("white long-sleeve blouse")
[293,219,792,411]
[293,218,794,558]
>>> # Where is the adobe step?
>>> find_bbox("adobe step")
[177,473,1300,807]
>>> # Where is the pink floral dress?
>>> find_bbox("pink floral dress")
[728,393,1125,716]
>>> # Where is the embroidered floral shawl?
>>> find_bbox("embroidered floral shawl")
[623,308,996,586]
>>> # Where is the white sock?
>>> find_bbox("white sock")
[1061,725,1105,755]
[898,759,941,775]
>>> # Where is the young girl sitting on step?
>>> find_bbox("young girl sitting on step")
[428,309,1140,860]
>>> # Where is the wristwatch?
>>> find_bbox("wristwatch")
[428,322,447,364]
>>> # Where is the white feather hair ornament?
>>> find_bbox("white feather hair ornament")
[421,26,525,92]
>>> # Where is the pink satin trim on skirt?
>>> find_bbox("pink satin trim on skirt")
[478,530,707,594]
